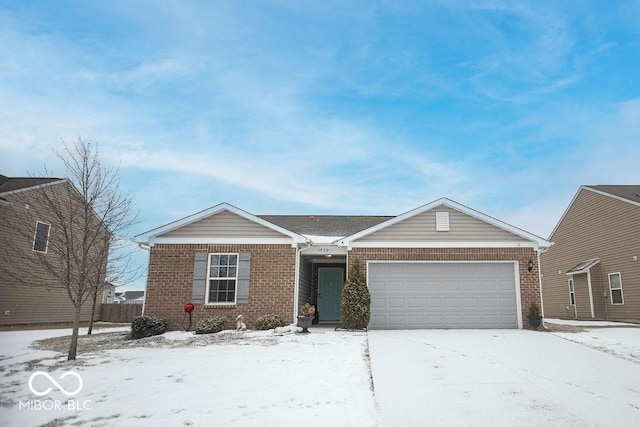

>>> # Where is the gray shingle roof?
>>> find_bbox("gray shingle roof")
[0,174,64,194]
[586,185,640,205]
[258,215,393,237]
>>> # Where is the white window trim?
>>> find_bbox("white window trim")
[608,272,624,305]
[32,221,51,253]
[568,278,575,306]
[205,253,239,305]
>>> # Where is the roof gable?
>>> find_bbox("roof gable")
[549,185,640,239]
[338,198,551,248]
[134,203,307,246]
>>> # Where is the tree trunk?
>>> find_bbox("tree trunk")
[68,306,81,360]
[87,290,99,335]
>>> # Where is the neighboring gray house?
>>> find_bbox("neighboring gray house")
[541,185,640,322]
[135,198,551,330]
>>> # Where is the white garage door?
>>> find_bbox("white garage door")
[368,262,519,329]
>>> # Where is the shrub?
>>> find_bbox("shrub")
[195,317,228,334]
[340,260,371,329]
[255,314,286,330]
[130,315,167,340]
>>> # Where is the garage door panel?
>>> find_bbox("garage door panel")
[444,297,460,307]
[481,297,498,308]
[405,281,424,291]
[387,281,405,291]
[388,315,407,327]
[388,298,405,308]
[370,298,386,309]
[426,297,443,307]
[407,315,425,326]
[369,262,518,329]
[463,297,479,307]
[407,298,424,308]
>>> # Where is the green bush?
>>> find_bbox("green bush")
[130,315,167,339]
[195,317,228,334]
[255,314,285,330]
[340,260,371,330]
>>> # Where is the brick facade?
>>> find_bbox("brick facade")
[144,243,297,330]
[348,247,541,328]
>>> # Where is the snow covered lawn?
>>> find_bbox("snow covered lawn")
[369,329,640,427]
[0,326,375,427]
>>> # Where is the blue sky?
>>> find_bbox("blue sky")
[1,1,639,290]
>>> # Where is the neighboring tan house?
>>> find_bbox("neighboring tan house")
[102,282,116,304]
[0,174,107,325]
[541,185,640,323]
[134,199,551,330]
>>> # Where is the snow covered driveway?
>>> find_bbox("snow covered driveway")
[368,329,640,427]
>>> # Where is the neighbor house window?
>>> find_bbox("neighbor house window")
[206,253,238,304]
[608,273,624,305]
[33,221,50,253]
[568,278,575,305]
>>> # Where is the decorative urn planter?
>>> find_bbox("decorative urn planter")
[297,315,313,333]
[527,315,543,330]
[527,302,543,330]
[298,303,316,333]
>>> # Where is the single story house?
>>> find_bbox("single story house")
[541,185,640,322]
[134,198,551,330]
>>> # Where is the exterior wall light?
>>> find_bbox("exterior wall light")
[527,259,534,272]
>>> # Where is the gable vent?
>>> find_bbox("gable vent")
[435,211,450,231]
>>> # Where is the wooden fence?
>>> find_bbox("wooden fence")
[100,303,143,323]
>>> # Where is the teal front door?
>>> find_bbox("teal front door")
[318,268,344,321]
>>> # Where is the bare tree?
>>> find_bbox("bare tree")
[0,138,140,360]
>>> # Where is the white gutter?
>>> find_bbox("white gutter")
[537,247,548,318]
[587,270,595,318]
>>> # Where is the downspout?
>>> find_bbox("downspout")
[293,240,313,323]
[134,241,151,315]
[587,269,595,318]
[537,247,548,318]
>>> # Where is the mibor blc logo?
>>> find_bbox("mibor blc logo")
[19,371,92,411]
[28,371,83,396]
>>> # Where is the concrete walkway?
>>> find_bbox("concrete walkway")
[368,329,640,426]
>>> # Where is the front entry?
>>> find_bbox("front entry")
[318,268,344,322]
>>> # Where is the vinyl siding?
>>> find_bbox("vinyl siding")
[0,183,103,325]
[159,210,289,239]
[357,206,524,242]
[0,284,99,325]
[541,188,640,322]
[298,255,312,310]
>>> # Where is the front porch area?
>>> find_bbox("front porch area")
[298,246,347,325]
